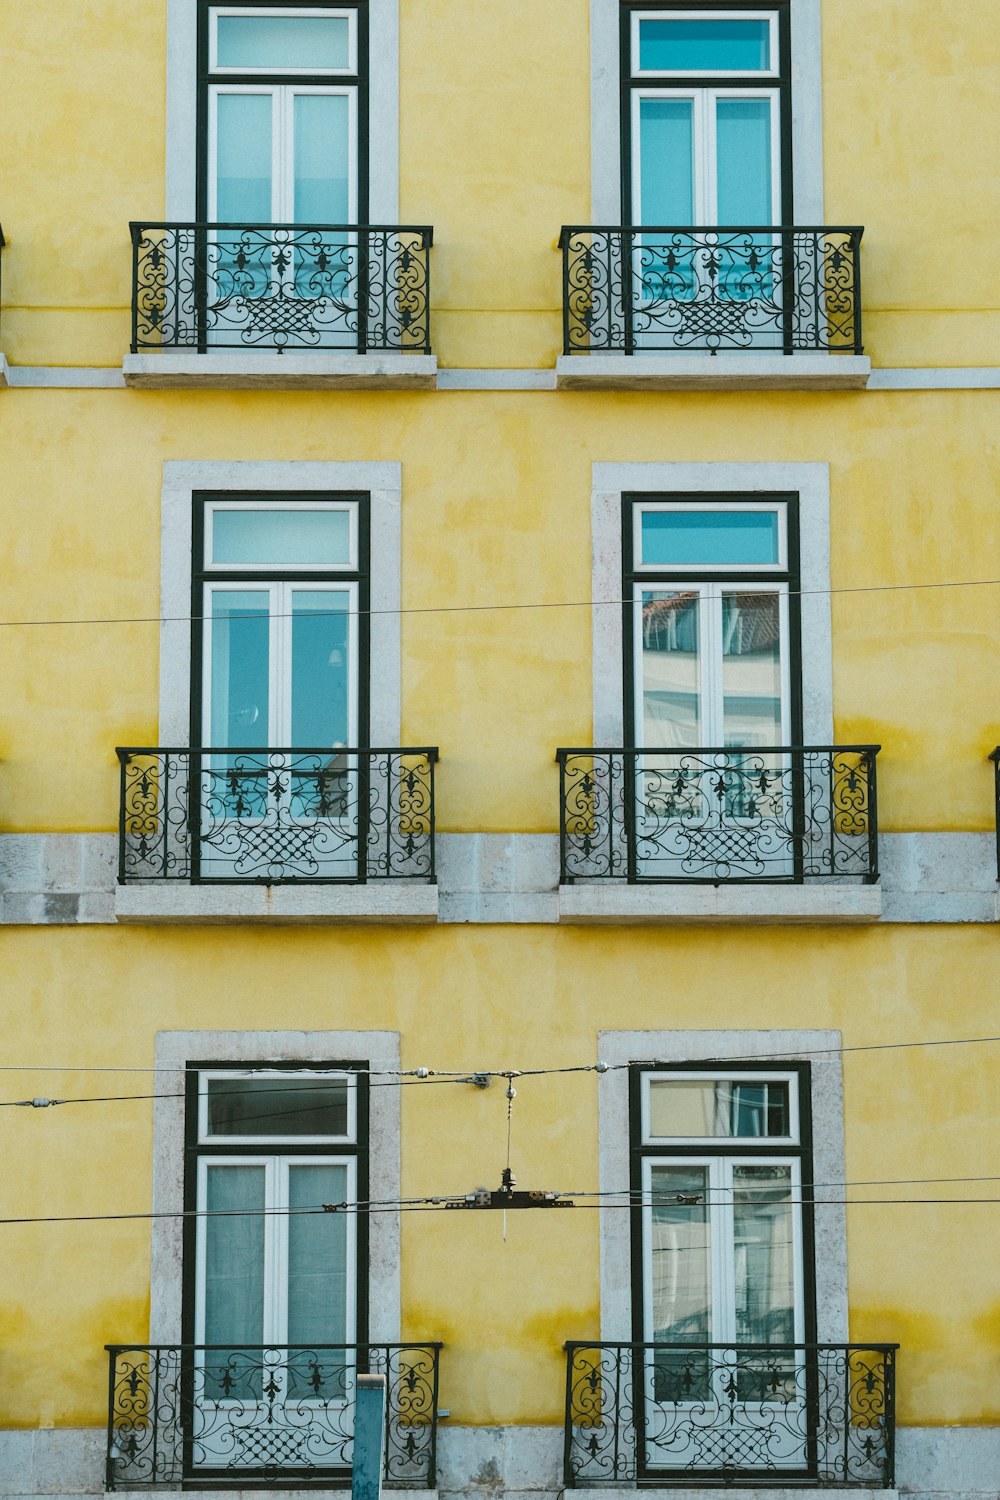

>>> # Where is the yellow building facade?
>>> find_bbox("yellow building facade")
[0,2,998,1497]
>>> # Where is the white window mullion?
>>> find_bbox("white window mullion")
[699,92,716,226]
[700,588,722,745]
[270,1157,289,1347]
[271,581,289,747]
[714,1158,737,1344]
[275,85,291,224]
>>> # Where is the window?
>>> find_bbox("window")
[184,1064,367,1473]
[625,494,800,751]
[623,5,791,227]
[200,4,364,224]
[632,1061,816,1474]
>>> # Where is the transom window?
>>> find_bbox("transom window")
[625,494,800,749]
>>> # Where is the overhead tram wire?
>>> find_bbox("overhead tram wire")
[1,1034,999,1100]
[4,572,1000,631]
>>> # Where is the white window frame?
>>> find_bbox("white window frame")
[194,1153,358,1347]
[201,577,361,748]
[640,1153,806,1345]
[633,499,788,574]
[160,461,402,747]
[198,1066,358,1145]
[207,83,360,224]
[590,462,832,747]
[166,0,399,222]
[631,87,782,225]
[150,1029,402,1345]
[208,5,359,76]
[596,1029,848,1344]
[641,1067,800,1144]
[589,0,824,223]
[630,8,781,79]
[204,498,360,572]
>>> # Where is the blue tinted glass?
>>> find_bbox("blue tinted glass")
[638,19,771,72]
[641,510,780,566]
[716,100,772,222]
[217,15,350,69]
[638,98,693,223]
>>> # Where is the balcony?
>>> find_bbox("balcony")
[105,1342,442,1490]
[555,226,870,390]
[123,222,437,389]
[114,747,439,924]
[556,747,881,924]
[563,1342,897,1488]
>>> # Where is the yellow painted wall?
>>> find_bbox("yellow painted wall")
[0,924,998,1429]
[0,0,998,367]
[0,389,998,835]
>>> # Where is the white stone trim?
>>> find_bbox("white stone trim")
[159,459,402,745]
[0,353,9,387]
[589,0,824,223]
[6,364,1000,390]
[597,1030,848,1343]
[165,0,399,222]
[150,1029,401,1343]
[590,460,833,745]
[115,881,438,923]
[556,354,871,390]
[559,883,882,924]
[123,353,437,389]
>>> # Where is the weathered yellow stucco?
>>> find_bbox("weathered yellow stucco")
[0,0,998,1478]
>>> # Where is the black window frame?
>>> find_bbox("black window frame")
[627,1058,817,1349]
[182,1058,371,1351]
[196,0,370,225]
[619,0,794,226]
[622,489,803,749]
[190,488,372,750]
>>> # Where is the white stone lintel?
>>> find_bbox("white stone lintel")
[559,882,882,925]
[556,353,871,391]
[123,352,438,390]
[0,353,9,387]
[114,881,438,924]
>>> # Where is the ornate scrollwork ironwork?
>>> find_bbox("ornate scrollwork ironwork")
[557,747,879,884]
[130,223,432,353]
[563,1342,896,1487]
[559,227,863,355]
[116,747,437,884]
[105,1342,441,1489]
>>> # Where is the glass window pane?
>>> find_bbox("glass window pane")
[204,1166,266,1347]
[721,591,783,746]
[291,591,351,747]
[716,99,773,224]
[733,1164,796,1343]
[650,1079,790,1137]
[638,19,771,72]
[638,98,693,224]
[216,93,273,221]
[640,509,780,567]
[209,591,270,747]
[649,1165,711,1342]
[207,1076,349,1137]
[287,1164,349,1346]
[211,508,352,566]
[217,14,351,70]
[642,590,701,747]
[294,94,351,222]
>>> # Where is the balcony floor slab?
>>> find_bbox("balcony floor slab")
[558,883,882,924]
[555,353,871,390]
[123,352,438,389]
[114,881,439,924]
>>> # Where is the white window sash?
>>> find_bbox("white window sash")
[208,5,359,76]
[198,1068,358,1146]
[630,9,781,80]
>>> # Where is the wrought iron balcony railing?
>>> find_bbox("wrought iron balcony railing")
[991,747,1000,882]
[559,226,863,355]
[106,1342,442,1489]
[556,747,880,885]
[129,223,433,353]
[563,1342,897,1488]
[116,747,437,884]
